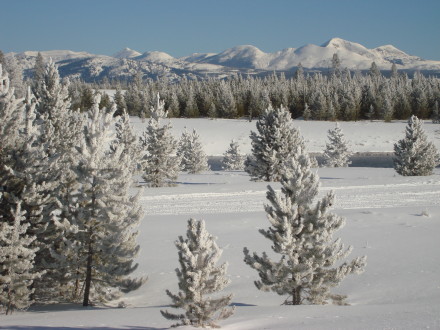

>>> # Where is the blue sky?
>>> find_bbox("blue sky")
[2,0,440,60]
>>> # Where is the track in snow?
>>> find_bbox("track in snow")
[140,181,440,215]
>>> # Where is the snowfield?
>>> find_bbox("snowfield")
[2,119,440,329]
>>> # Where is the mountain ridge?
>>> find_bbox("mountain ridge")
[6,38,440,81]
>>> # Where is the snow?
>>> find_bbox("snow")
[188,38,440,71]
[128,117,440,155]
[3,119,440,329]
[112,47,142,59]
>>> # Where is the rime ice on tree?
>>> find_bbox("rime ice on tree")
[322,123,352,167]
[0,201,42,315]
[245,105,308,181]
[393,115,439,176]
[140,93,180,187]
[244,141,366,305]
[177,128,209,174]
[222,139,245,171]
[161,218,234,328]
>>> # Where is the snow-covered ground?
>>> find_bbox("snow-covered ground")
[3,119,440,329]
[130,117,440,155]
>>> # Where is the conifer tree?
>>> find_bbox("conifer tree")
[303,103,312,120]
[31,52,45,98]
[221,139,245,171]
[0,201,42,315]
[245,105,308,181]
[111,109,142,175]
[4,56,24,97]
[393,115,439,176]
[140,94,180,187]
[244,152,366,305]
[161,218,234,328]
[177,129,209,174]
[113,85,127,117]
[432,100,439,124]
[33,58,71,120]
[75,95,145,306]
[322,123,352,167]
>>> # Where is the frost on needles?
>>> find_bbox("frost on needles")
[161,218,234,328]
[322,122,352,167]
[244,145,366,305]
[393,115,439,176]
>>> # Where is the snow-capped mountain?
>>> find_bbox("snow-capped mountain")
[112,47,142,59]
[191,38,440,71]
[6,38,440,82]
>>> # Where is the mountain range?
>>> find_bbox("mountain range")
[7,38,440,82]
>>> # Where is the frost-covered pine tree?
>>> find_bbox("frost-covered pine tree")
[245,105,308,181]
[393,115,439,176]
[221,139,245,171]
[244,150,366,305]
[111,109,142,175]
[140,93,180,187]
[303,102,312,120]
[75,95,145,306]
[33,58,70,120]
[177,128,209,174]
[4,56,24,97]
[0,201,42,315]
[322,123,352,167]
[432,100,439,124]
[161,218,234,328]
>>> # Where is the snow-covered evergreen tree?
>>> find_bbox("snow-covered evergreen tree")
[322,123,352,167]
[161,218,234,328]
[303,103,312,120]
[432,100,439,124]
[393,115,439,176]
[177,128,209,174]
[4,56,24,97]
[111,109,142,175]
[23,63,86,302]
[244,152,366,305]
[140,94,180,187]
[33,58,71,120]
[245,105,308,181]
[31,52,45,98]
[0,200,41,315]
[221,139,245,171]
[74,95,145,306]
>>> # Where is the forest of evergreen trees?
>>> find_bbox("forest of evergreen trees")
[109,63,440,122]
[1,50,439,122]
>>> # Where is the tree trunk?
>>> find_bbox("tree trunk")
[292,287,301,305]
[82,238,93,307]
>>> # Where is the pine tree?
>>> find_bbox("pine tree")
[76,95,145,306]
[111,109,142,175]
[113,85,127,117]
[31,52,45,98]
[393,115,439,176]
[431,100,439,124]
[244,152,366,305]
[177,129,209,174]
[245,105,308,181]
[221,140,245,171]
[5,56,24,97]
[33,58,71,120]
[140,94,180,187]
[161,218,234,328]
[0,200,42,315]
[303,103,312,120]
[322,123,352,167]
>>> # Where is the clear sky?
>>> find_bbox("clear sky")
[2,0,440,60]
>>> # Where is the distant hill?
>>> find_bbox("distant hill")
[6,38,440,82]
